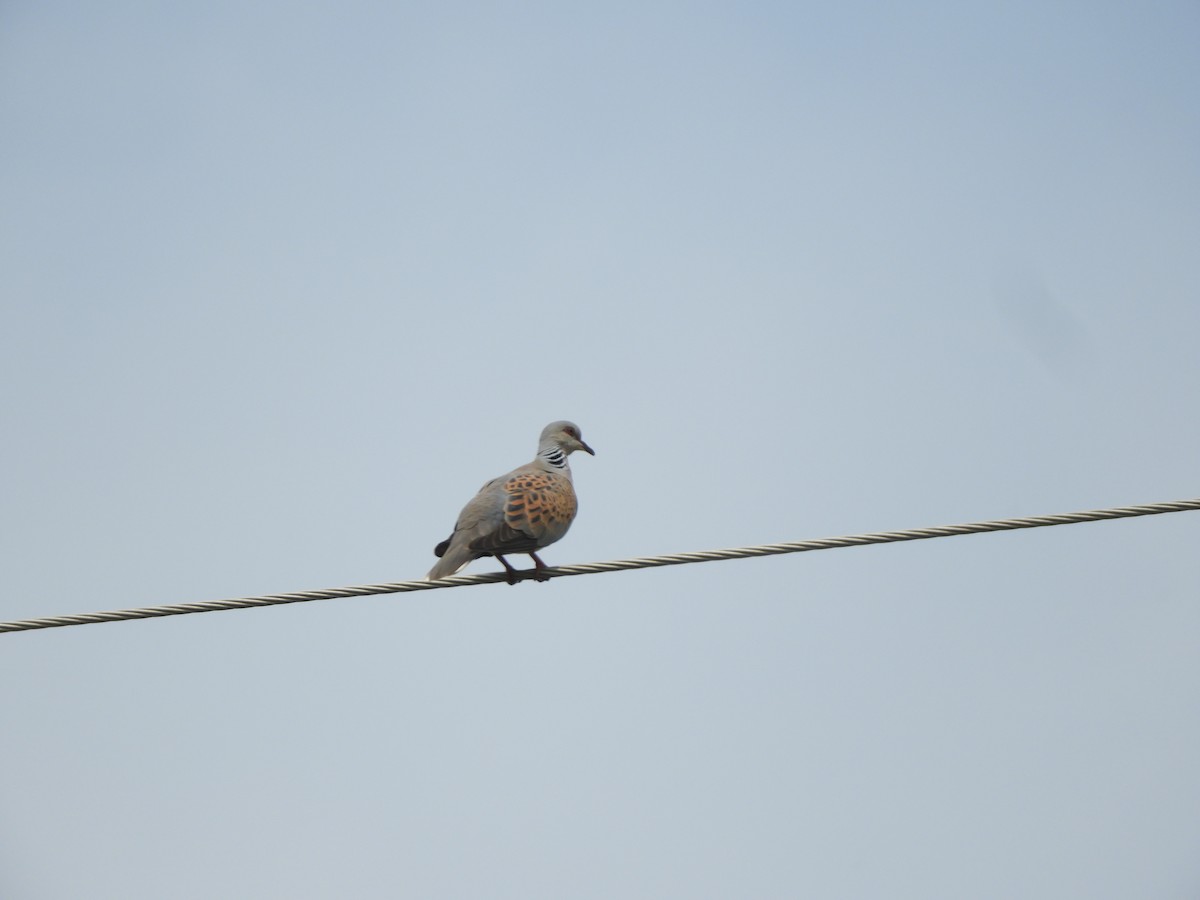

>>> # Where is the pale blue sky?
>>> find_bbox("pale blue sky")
[2,2,1199,898]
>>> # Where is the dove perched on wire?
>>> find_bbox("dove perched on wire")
[426,421,595,583]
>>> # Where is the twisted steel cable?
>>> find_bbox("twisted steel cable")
[2,497,1197,634]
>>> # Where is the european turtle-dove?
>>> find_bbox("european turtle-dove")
[426,421,595,583]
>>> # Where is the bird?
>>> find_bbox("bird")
[426,420,595,583]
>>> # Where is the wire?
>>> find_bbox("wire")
[2,497,1197,634]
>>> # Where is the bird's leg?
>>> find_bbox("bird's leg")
[494,554,521,586]
[529,552,552,583]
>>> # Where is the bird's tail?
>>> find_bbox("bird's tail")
[426,543,475,581]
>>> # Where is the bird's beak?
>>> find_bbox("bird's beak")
[579,439,595,456]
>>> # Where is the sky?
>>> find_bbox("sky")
[2,2,1199,897]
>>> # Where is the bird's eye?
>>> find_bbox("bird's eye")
[564,426,577,437]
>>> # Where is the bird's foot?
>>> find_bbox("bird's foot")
[495,555,522,586]
[495,554,552,585]
[505,568,550,585]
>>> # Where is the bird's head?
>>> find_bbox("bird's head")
[541,420,595,456]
